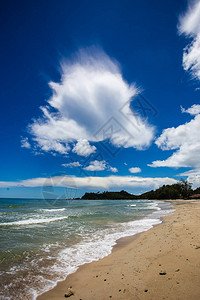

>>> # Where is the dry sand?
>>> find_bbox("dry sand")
[37,200,200,300]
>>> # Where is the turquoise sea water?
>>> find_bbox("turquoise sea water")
[0,198,172,299]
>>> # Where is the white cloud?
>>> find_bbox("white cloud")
[21,137,31,149]
[62,159,118,173]
[150,106,200,168]
[108,167,118,173]
[62,161,81,168]
[72,139,96,157]
[33,136,70,154]
[181,104,200,115]
[0,175,177,191]
[178,1,200,36]
[83,160,118,172]
[27,48,154,155]
[129,167,141,173]
[149,6,200,172]
[177,169,200,189]
[183,36,200,80]
[179,0,200,80]
[84,160,106,171]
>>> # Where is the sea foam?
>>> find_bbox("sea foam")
[0,216,68,226]
[38,208,66,212]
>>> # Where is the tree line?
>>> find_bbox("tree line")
[81,180,200,200]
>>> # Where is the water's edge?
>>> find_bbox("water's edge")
[36,200,175,299]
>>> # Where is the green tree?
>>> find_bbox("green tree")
[178,179,192,199]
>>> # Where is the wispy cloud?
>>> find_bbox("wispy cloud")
[0,175,177,191]
[178,1,200,36]
[25,48,155,156]
[179,0,200,80]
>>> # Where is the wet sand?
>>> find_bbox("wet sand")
[37,200,200,300]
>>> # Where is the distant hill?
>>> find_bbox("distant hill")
[80,180,196,200]
[81,190,138,200]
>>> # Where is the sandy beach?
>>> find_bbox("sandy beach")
[37,200,200,300]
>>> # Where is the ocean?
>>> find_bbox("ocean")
[0,198,173,299]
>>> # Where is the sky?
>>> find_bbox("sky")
[1,0,200,198]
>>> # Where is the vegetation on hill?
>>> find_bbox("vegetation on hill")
[81,190,137,200]
[140,180,192,200]
[193,187,200,194]
[81,180,195,200]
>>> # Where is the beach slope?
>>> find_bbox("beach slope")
[38,200,200,300]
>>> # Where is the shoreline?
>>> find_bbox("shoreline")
[36,200,176,300]
[35,200,170,298]
[37,199,200,300]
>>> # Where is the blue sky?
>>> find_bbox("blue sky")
[1,0,200,198]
